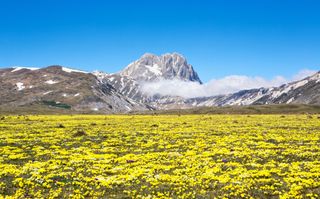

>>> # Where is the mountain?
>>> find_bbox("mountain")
[95,53,202,104]
[94,53,319,110]
[156,71,320,109]
[254,71,320,105]
[120,53,202,83]
[1,53,319,113]
[93,71,148,103]
[0,66,149,113]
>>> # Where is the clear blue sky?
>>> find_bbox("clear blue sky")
[0,0,319,82]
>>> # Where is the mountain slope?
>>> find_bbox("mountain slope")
[254,72,320,105]
[158,71,320,108]
[95,53,202,104]
[0,66,149,113]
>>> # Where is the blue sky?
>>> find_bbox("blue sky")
[0,0,319,82]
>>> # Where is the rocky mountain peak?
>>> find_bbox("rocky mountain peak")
[140,53,160,60]
[119,53,202,83]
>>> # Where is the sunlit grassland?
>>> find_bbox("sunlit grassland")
[1,115,320,198]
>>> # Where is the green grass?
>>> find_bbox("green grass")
[42,100,71,109]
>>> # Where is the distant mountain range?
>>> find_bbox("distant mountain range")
[0,53,319,113]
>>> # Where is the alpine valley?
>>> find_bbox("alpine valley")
[1,53,319,113]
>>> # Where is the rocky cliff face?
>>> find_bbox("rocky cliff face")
[120,53,202,83]
[95,53,202,105]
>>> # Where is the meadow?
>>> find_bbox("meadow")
[0,115,320,198]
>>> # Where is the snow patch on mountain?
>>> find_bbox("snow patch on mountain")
[45,80,58,84]
[287,97,295,104]
[62,67,88,74]
[11,67,39,72]
[43,91,52,95]
[16,82,25,91]
[145,64,162,76]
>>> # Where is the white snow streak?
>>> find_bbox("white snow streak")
[16,82,25,91]
[62,67,88,73]
[145,64,162,76]
[11,67,39,72]
[43,91,52,95]
[45,80,58,84]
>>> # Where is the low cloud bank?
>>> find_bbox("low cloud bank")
[140,69,317,98]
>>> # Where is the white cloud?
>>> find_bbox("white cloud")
[292,69,317,81]
[140,69,317,98]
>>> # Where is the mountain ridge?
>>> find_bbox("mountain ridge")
[96,53,319,109]
[1,53,319,113]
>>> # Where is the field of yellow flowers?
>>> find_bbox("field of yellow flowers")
[1,114,320,198]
